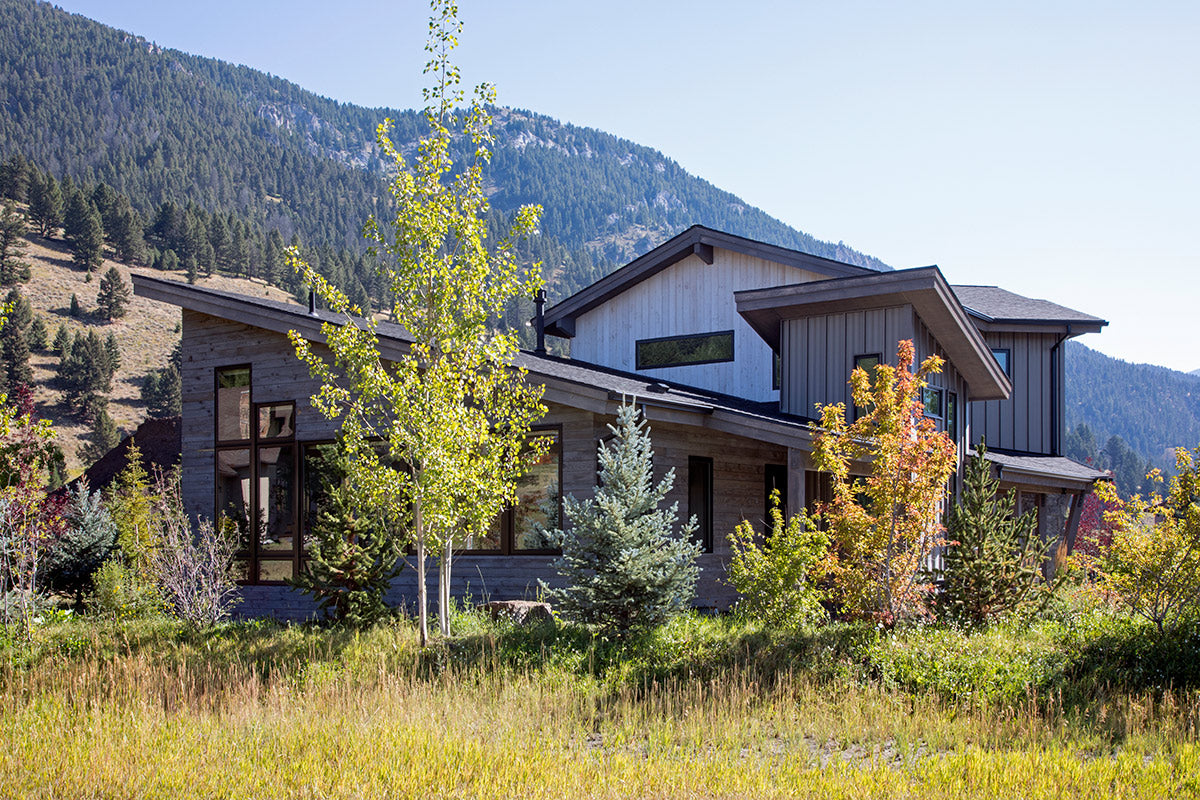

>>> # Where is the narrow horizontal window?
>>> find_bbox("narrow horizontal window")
[636,330,734,370]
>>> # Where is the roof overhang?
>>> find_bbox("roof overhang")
[541,225,879,338]
[975,449,1111,494]
[134,273,818,450]
[734,266,1012,401]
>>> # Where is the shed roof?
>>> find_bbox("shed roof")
[973,448,1110,492]
[952,285,1107,332]
[734,266,1013,400]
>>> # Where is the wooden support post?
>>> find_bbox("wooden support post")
[787,447,808,519]
[1064,490,1086,556]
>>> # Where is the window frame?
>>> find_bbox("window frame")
[213,364,301,585]
[635,330,735,371]
[922,386,945,422]
[851,353,882,421]
[991,348,1012,377]
[688,456,714,554]
[461,424,564,556]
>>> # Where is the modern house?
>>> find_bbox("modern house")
[132,224,1108,617]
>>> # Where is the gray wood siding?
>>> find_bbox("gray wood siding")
[181,310,785,618]
[780,305,915,419]
[969,332,1059,455]
[571,249,829,401]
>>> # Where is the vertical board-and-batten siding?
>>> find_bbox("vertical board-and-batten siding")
[570,249,829,402]
[969,332,1058,455]
[180,309,784,616]
[780,306,915,419]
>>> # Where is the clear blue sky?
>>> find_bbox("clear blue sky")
[53,1,1200,372]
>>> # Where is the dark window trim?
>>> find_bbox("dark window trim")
[922,386,945,421]
[771,352,781,391]
[946,391,959,443]
[851,353,882,421]
[214,364,252,446]
[459,424,564,556]
[635,329,735,370]
[991,348,1012,377]
[688,455,714,554]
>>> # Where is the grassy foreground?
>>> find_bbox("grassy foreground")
[3,612,1200,799]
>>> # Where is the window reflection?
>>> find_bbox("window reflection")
[513,431,561,552]
[217,367,251,442]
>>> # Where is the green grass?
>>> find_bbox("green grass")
[3,608,1200,798]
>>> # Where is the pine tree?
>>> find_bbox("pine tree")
[27,315,47,351]
[0,288,32,393]
[77,401,119,464]
[937,444,1056,625]
[104,331,121,374]
[544,401,701,634]
[51,322,70,357]
[25,170,63,238]
[60,330,111,411]
[291,448,403,625]
[70,203,105,274]
[141,341,181,418]
[96,266,130,320]
[110,205,147,265]
[69,293,81,317]
[0,155,30,202]
[0,202,31,284]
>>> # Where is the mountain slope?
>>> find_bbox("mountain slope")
[0,0,888,295]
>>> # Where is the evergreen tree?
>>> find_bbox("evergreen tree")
[27,315,47,351]
[104,331,121,374]
[110,204,147,265]
[77,401,119,464]
[0,202,31,284]
[51,322,70,356]
[0,155,30,201]
[141,341,181,418]
[937,445,1057,625]
[96,266,130,320]
[25,169,62,238]
[545,402,701,634]
[291,448,403,625]
[60,330,111,411]
[39,479,117,609]
[0,288,32,393]
[69,293,81,317]
[69,202,105,274]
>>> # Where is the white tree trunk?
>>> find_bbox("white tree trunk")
[414,498,428,647]
[438,539,452,636]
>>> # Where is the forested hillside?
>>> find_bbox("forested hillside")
[0,0,887,305]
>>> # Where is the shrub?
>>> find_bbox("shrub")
[1089,446,1200,632]
[147,470,240,627]
[727,491,828,630]
[291,448,402,626]
[39,479,116,608]
[544,401,701,635]
[937,444,1058,625]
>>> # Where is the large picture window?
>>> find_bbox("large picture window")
[214,365,299,584]
[635,330,734,370]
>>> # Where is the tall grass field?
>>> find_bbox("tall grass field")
[3,608,1199,798]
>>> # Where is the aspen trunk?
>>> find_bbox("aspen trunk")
[415,498,428,647]
[438,539,453,636]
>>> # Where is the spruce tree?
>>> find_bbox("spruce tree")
[39,480,117,609]
[291,449,404,626]
[27,315,47,352]
[937,444,1056,625]
[96,266,130,320]
[545,401,701,634]
[0,202,32,284]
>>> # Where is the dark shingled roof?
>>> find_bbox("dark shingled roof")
[971,448,1109,484]
[952,285,1107,327]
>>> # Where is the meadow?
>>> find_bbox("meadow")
[3,602,1200,799]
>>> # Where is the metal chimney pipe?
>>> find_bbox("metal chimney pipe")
[534,288,547,354]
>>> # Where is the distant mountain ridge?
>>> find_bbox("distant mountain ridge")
[1,0,1196,472]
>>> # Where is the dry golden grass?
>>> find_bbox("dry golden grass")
[18,232,299,476]
[2,618,1199,799]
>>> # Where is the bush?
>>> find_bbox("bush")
[544,401,701,635]
[727,491,828,630]
[39,479,116,608]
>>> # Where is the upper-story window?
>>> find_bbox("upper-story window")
[991,348,1011,377]
[946,392,958,443]
[852,353,881,421]
[636,330,734,370]
[922,386,944,422]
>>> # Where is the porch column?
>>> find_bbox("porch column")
[787,447,808,518]
[1064,490,1086,556]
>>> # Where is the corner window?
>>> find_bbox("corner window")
[214,366,299,584]
[688,456,714,553]
[636,330,734,370]
[992,348,1011,377]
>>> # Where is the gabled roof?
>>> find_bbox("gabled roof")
[734,266,1012,400]
[131,274,819,450]
[542,225,881,338]
[952,285,1107,333]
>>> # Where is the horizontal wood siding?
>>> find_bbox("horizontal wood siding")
[571,249,829,401]
[969,332,1058,454]
[780,305,916,418]
[182,310,785,618]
